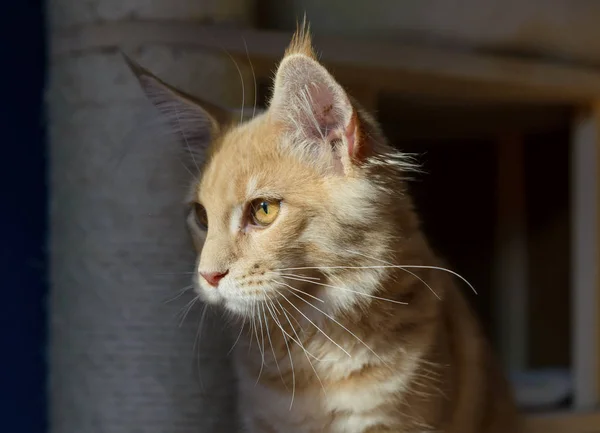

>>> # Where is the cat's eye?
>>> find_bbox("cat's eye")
[249,199,281,227]
[193,203,208,230]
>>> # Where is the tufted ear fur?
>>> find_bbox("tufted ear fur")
[269,25,360,174]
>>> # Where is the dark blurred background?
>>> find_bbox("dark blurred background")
[0,0,47,432]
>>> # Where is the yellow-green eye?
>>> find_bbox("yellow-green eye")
[250,199,281,226]
[193,203,208,229]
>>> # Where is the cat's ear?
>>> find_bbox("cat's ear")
[269,26,361,174]
[123,53,230,150]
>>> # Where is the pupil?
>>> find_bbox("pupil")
[261,202,269,214]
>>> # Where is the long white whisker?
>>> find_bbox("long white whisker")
[344,249,440,300]
[280,294,351,358]
[267,296,323,362]
[274,299,341,363]
[286,289,389,368]
[272,299,295,410]
[154,271,195,275]
[394,267,440,299]
[163,284,193,304]
[277,265,477,295]
[263,301,287,389]
[222,50,245,123]
[248,301,255,352]
[281,275,408,305]
[255,303,266,384]
[242,37,257,119]
[193,303,209,390]
[274,280,325,303]
[279,300,326,395]
[277,273,320,281]
[193,303,209,355]
[178,295,200,327]
[228,316,246,356]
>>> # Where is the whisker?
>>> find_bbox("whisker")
[163,285,193,304]
[263,302,287,389]
[274,280,325,303]
[268,297,282,315]
[178,295,200,327]
[270,299,296,409]
[193,303,210,391]
[274,299,329,363]
[154,271,195,275]
[266,299,293,342]
[242,37,257,120]
[247,301,254,352]
[192,303,209,355]
[222,50,245,123]
[249,301,258,354]
[273,272,320,281]
[278,300,326,395]
[279,294,351,358]
[255,302,267,384]
[277,265,477,295]
[393,267,440,300]
[266,296,323,362]
[285,289,389,368]
[228,316,246,356]
[280,275,408,305]
[344,249,440,300]
[254,302,265,366]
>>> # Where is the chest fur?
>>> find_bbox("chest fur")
[235,348,418,433]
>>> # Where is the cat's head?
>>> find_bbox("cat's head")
[128,26,418,318]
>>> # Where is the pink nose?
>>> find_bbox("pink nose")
[200,270,229,287]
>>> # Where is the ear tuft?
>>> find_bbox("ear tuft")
[284,15,316,60]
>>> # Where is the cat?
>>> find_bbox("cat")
[126,22,521,433]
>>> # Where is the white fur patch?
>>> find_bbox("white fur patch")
[246,175,259,198]
[236,344,417,433]
[229,205,244,235]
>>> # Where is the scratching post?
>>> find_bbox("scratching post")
[47,1,254,432]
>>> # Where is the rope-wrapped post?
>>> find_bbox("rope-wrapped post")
[47,1,255,431]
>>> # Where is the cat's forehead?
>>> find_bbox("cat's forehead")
[197,119,284,203]
[217,116,279,160]
[196,118,321,207]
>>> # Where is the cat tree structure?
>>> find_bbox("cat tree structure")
[47,0,254,432]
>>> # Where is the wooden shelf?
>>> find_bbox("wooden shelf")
[52,21,600,105]
[526,410,600,433]
[378,97,573,139]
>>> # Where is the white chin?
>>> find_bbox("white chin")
[194,281,277,316]
[223,300,252,316]
[223,294,273,316]
[193,285,221,305]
